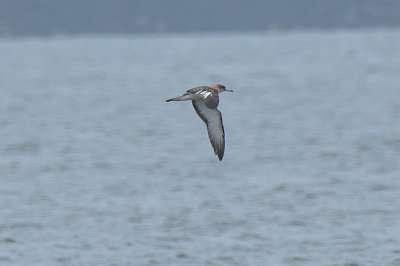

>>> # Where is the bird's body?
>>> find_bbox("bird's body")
[166,84,233,161]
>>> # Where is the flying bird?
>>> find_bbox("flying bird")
[166,84,233,161]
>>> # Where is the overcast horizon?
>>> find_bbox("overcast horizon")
[1,0,400,37]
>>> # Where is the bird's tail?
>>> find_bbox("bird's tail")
[166,97,178,102]
[165,94,190,102]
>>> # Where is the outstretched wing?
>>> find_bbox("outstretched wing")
[203,91,219,109]
[192,100,225,161]
[187,87,219,109]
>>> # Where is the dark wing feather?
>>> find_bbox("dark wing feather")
[192,100,225,161]
[187,87,219,109]
[204,91,219,109]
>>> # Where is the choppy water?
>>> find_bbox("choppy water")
[0,29,400,265]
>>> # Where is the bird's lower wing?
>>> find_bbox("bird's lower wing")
[192,100,225,160]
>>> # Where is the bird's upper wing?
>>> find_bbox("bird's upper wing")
[192,100,225,160]
[203,91,219,109]
[187,87,219,109]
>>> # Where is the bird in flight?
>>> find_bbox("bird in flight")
[166,84,233,161]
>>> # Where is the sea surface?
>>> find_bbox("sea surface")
[0,29,399,265]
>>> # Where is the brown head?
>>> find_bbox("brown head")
[208,84,233,93]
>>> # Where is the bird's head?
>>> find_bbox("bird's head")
[209,84,233,93]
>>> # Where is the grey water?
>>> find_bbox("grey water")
[0,29,399,265]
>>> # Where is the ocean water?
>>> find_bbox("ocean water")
[0,29,399,265]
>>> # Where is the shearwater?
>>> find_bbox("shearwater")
[166,84,233,161]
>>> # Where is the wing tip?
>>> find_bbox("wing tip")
[216,148,224,161]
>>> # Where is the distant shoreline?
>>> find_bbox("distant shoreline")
[1,26,400,40]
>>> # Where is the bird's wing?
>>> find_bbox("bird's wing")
[203,91,219,109]
[192,100,225,160]
[188,87,219,109]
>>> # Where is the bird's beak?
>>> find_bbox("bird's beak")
[225,88,233,92]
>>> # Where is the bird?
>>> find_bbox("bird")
[166,84,233,161]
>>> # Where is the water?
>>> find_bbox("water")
[0,29,399,265]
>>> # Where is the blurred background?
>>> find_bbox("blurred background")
[1,1,400,265]
[1,0,400,36]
